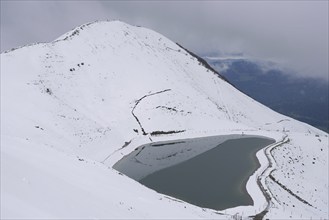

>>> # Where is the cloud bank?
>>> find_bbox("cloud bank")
[1,1,328,80]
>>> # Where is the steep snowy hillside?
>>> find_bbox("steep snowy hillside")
[1,20,328,219]
[204,56,329,133]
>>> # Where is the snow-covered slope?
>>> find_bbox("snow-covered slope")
[1,20,328,219]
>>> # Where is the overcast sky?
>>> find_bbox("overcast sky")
[1,1,328,80]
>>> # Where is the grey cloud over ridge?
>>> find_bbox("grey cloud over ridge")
[1,1,328,80]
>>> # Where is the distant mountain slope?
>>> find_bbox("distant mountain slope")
[1,21,328,219]
[205,57,329,132]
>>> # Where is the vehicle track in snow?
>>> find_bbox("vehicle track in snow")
[250,135,289,220]
[251,134,315,220]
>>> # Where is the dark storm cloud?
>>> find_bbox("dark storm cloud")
[1,1,328,80]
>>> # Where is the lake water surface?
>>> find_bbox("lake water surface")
[114,135,274,210]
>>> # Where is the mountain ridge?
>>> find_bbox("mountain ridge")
[204,56,329,132]
[1,20,328,219]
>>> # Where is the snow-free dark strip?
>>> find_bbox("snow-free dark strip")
[131,89,171,135]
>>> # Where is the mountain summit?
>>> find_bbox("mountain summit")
[1,20,328,219]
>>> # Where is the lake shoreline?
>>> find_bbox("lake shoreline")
[114,135,275,210]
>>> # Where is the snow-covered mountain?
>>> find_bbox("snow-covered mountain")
[1,20,328,219]
[204,56,329,133]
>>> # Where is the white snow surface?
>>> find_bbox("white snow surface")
[1,20,328,219]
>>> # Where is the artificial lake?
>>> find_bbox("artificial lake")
[113,135,275,210]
